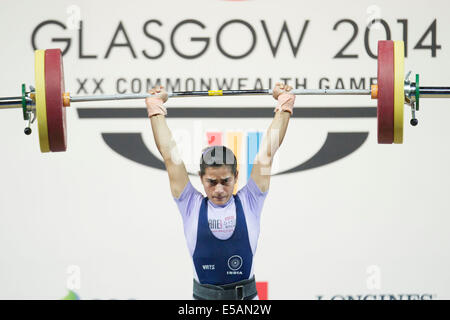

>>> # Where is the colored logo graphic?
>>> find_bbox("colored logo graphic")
[62,290,80,300]
[77,106,371,182]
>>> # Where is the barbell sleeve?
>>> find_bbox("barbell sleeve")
[0,96,33,109]
[418,87,450,98]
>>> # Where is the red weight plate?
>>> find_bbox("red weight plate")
[377,41,394,144]
[45,49,67,152]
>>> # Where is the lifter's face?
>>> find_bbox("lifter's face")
[201,166,238,206]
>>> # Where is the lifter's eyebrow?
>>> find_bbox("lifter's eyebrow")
[206,177,231,183]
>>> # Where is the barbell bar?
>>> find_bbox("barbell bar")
[1,40,449,152]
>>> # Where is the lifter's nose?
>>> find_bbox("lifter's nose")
[214,183,225,194]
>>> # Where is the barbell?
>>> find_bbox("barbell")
[0,40,449,153]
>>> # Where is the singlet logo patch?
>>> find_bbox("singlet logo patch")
[202,265,215,270]
[228,255,243,271]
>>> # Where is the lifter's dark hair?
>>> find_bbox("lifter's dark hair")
[199,146,237,177]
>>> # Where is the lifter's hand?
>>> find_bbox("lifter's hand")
[272,82,293,100]
[273,82,295,115]
[146,86,169,118]
[147,85,168,103]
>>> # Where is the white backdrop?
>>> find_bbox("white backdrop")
[1,0,449,299]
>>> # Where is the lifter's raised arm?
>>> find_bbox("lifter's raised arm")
[147,86,189,198]
[250,83,295,193]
